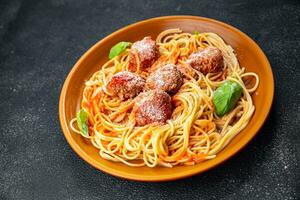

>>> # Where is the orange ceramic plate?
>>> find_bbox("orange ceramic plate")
[59,16,274,182]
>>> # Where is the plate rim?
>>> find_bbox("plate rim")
[59,15,274,182]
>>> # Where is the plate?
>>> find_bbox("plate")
[59,16,274,182]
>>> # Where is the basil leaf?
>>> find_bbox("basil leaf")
[109,42,129,59]
[213,80,243,117]
[76,109,89,136]
[193,30,200,35]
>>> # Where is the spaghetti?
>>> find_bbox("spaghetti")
[70,29,259,167]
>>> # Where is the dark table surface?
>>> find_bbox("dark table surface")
[1,0,299,199]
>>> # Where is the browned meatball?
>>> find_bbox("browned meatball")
[133,90,172,126]
[128,37,159,71]
[145,64,183,94]
[106,71,145,100]
[186,47,224,74]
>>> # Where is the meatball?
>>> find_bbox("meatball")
[128,37,159,71]
[145,64,183,94]
[106,71,145,100]
[186,47,224,74]
[133,90,172,126]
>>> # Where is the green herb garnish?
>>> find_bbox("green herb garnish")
[109,42,130,59]
[193,30,200,35]
[213,80,243,117]
[76,109,89,136]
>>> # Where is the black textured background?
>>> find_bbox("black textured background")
[0,0,299,199]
